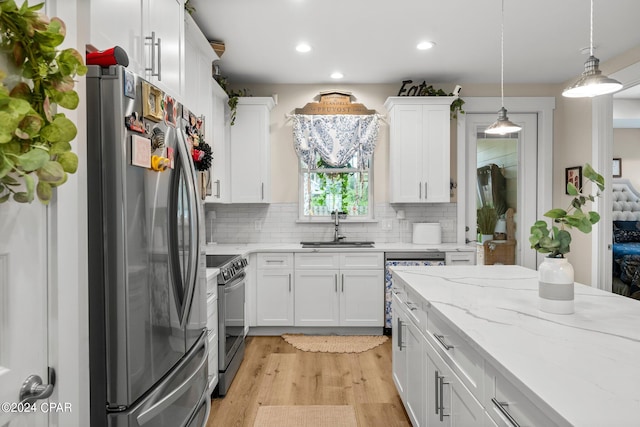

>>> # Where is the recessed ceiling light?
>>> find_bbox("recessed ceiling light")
[296,43,312,53]
[331,72,344,79]
[417,41,435,50]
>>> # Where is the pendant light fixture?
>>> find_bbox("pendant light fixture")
[562,0,622,98]
[485,0,521,135]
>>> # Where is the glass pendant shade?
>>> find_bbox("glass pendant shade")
[485,107,522,135]
[562,56,623,98]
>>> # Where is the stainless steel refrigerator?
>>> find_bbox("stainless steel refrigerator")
[87,65,209,427]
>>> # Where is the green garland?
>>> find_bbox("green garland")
[0,0,86,204]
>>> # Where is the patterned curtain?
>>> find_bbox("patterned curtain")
[292,114,380,169]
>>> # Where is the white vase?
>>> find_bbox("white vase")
[538,257,574,314]
[480,234,493,243]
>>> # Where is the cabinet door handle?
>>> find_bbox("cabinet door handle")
[424,182,428,200]
[145,32,158,77]
[439,375,450,421]
[434,370,439,415]
[288,273,292,292]
[335,274,338,292]
[214,180,221,198]
[397,318,404,350]
[341,274,344,292]
[433,333,454,351]
[261,182,264,200]
[156,37,162,81]
[418,182,422,199]
[491,398,521,427]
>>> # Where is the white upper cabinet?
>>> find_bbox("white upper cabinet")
[207,84,231,203]
[183,12,217,114]
[385,97,455,203]
[230,97,275,203]
[89,0,184,98]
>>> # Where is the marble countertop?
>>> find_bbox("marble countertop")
[204,242,475,256]
[390,265,640,426]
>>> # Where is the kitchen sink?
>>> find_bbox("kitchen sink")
[300,241,375,248]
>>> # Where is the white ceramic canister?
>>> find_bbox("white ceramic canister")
[538,257,574,314]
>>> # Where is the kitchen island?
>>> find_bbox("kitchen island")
[390,265,640,426]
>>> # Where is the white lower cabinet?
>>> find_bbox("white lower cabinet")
[294,253,383,327]
[256,254,294,326]
[206,275,218,394]
[294,269,341,326]
[392,291,426,427]
[426,340,484,426]
[340,270,384,326]
[392,278,563,427]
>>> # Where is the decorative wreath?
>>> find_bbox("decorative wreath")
[186,115,212,171]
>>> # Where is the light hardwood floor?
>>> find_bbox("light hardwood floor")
[207,336,411,427]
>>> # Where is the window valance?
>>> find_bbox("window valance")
[292,114,380,169]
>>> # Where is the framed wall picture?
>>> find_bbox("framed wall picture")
[142,81,163,122]
[613,158,622,178]
[565,166,582,194]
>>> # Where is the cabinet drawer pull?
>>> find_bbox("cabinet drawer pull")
[265,260,284,264]
[491,398,521,427]
[406,301,418,311]
[433,333,454,351]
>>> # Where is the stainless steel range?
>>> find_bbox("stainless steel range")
[206,254,248,396]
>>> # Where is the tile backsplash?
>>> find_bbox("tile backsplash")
[204,203,457,244]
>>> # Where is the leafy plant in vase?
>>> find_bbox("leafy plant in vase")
[477,206,498,243]
[529,163,604,314]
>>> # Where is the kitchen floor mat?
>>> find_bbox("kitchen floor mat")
[281,334,388,353]
[253,405,357,427]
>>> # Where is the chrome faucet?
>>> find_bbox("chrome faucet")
[332,211,347,241]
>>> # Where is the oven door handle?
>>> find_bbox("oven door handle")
[223,272,246,294]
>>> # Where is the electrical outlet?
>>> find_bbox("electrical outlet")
[381,219,393,231]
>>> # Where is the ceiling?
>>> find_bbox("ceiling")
[189,0,640,89]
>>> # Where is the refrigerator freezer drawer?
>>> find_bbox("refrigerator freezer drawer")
[107,333,208,427]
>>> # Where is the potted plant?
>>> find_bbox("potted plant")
[0,1,86,204]
[477,206,498,243]
[529,163,604,314]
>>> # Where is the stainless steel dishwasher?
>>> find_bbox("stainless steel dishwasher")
[383,251,445,334]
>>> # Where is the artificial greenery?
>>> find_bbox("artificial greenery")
[477,205,498,235]
[0,0,86,204]
[529,163,604,258]
[215,75,248,125]
[418,84,465,119]
[184,0,195,15]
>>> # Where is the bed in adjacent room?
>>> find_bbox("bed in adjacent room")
[612,178,640,299]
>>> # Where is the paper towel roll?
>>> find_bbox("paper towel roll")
[412,223,442,244]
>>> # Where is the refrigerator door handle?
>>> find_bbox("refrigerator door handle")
[136,351,207,425]
[175,128,200,327]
